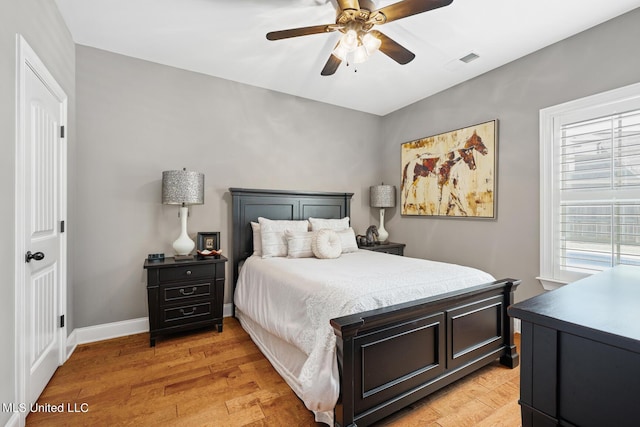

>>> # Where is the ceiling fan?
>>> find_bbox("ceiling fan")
[266,0,454,76]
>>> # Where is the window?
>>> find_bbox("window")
[539,83,640,289]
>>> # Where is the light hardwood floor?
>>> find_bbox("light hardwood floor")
[26,318,521,426]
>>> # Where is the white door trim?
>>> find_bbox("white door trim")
[15,34,68,424]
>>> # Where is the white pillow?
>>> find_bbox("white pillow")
[336,227,358,253]
[285,230,314,258]
[251,222,261,256]
[309,217,350,231]
[258,217,309,258]
[312,229,342,259]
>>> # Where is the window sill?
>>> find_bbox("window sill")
[536,276,568,291]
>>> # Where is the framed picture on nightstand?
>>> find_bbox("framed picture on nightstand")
[197,232,220,252]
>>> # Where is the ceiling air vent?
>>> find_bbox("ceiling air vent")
[459,52,480,63]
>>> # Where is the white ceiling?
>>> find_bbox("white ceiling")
[55,0,640,116]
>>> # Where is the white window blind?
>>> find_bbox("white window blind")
[539,82,640,287]
[559,110,640,275]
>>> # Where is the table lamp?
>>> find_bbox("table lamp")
[162,168,204,258]
[370,184,396,244]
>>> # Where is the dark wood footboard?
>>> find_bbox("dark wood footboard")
[229,188,519,426]
[331,278,520,427]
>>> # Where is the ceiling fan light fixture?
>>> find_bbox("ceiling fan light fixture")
[332,43,349,61]
[353,45,370,64]
[340,29,359,51]
[362,32,381,55]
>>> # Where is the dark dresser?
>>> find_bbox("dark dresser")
[144,255,227,346]
[358,241,405,256]
[508,265,640,427]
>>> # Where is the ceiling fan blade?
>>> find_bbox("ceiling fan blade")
[336,0,360,12]
[371,30,415,65]
[321,52,342,76]
[374,0,453,24]
[267,24,337,41]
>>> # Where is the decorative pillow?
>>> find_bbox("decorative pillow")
[336,227,359,253]
[258,217,309,258]
[285,230,314,258]
[309,217,350,231]
[312,229,342,259]
[251,222,261,256]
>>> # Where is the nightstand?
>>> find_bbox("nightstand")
[358,242,405,256]
[143,255,227,347]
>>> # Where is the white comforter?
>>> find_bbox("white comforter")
[234,250,495,416]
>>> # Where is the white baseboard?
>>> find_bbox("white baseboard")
[66,303,235,350]
[73,317,149,346]
[65,329,77,361]
[223,303,233,318]
[513,318,521,334]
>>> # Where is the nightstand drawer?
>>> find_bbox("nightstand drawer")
[161,302,212,325]
[144,255,227,346]
[378,246,403,255]
[158,264,213,283]
[163,282,211,303]
[358,242,405,256]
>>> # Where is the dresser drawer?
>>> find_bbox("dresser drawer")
[163,282,211,303]
[158,263,213,283]
[161,302,212,326]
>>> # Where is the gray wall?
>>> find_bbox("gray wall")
[3,5,639,418]
[380,8,640,303]
[0,0,75,424]
[69,7,640,327]
[74,46,381,327]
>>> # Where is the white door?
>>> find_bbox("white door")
[16,35,67,411]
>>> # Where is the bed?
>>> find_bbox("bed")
[230,188,520,426]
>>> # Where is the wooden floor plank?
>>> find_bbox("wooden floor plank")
[26,317,522,426]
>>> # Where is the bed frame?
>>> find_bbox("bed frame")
[230,188,520,427]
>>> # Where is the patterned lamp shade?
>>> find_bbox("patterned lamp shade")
[370,184,396,208]
[162,169,204,205]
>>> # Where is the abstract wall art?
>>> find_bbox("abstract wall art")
[401,120,497,218]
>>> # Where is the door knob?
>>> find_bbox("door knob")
[25,251,45,263]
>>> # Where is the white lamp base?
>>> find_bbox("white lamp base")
[377,208,389,243]
[173,206,195,256]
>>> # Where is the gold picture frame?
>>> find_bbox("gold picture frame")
[400,119,497,218]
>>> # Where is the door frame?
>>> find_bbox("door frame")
[14,34,68,420]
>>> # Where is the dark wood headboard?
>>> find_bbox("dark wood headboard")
[229,188,353,310]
